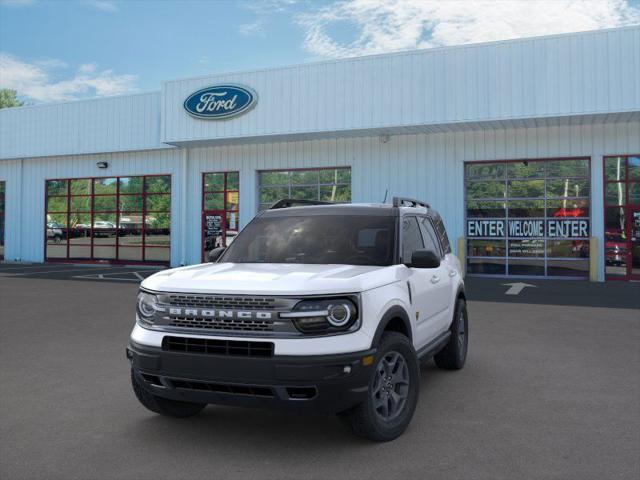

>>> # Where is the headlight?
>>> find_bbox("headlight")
[136,291,159,326]
[281,297,359,334]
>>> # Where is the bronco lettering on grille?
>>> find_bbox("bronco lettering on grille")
[168,308,274,320]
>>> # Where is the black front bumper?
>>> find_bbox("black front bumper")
[127,341,376,415]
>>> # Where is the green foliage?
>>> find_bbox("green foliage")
[0,89,24,109]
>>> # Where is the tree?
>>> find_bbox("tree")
[0,89,24,109]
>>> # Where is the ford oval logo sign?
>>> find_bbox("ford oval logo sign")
[183,84,257,120]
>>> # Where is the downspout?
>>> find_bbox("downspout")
[180,148,188,266]
[17,158,23,262]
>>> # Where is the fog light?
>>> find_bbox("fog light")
[362,355,374,366]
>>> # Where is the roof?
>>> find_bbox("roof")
[2,26,639,160]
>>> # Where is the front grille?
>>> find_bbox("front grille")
[150,294,301,336]
[168,316,274,332]
[162,336,274,357]
[169,379,275,398]
[166,294,278,310]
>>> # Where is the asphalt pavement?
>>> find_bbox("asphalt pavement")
[0,267,638,480]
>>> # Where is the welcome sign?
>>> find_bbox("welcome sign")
[184,84,257,119]
[467,219,589,238]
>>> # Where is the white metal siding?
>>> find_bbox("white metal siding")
[0,149,184,264]
[0,92,168,160]
[163,27,640,144]
[1,122,638,280]
[0,159,22,261]
[182,120,639,281]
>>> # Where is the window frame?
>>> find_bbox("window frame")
[44,174,171,265]
[201,171,240,262]
[418,216,444,258]
[400,215,425,264]
[257,166,351,211]
[602,154,640,281]
[0,180,5,260]
[464,157,592,278]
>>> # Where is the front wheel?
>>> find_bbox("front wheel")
[434,298,468,370]
[338,332,419,442]
[131,369,206,418]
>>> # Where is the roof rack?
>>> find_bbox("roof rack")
[269,198,334,209]
[392,196,430,209]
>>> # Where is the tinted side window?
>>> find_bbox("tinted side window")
[434,217,451,254]
[402,217,424,263]
[419,217,441,257]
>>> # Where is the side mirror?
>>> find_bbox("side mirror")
[208,247,226,263]
[408,249,440,269]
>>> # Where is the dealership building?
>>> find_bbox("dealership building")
[1,26,639,281]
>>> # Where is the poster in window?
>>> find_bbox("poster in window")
[204,214,223,251]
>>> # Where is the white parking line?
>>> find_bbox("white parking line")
[0,267,121,276]
[0,266,63,272]
[71,271,151,282]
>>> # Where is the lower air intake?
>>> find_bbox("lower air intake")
[162,336,274,357]
[169,379,274,398]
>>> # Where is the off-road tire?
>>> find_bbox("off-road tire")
[338,332,419,442]
[131,369,206,418]
[434,298,468,370]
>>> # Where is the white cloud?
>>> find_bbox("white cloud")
[83,0,118,13]
[238,19,267,36]
[242,0,299,15]
[34,58,69,69]
[0,53,138,103]
[297,0,640,58]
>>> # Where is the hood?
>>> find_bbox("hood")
[142,262,405,295]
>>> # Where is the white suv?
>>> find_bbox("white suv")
[127,197,468,441]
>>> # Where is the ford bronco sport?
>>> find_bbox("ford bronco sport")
[127,197,468,441]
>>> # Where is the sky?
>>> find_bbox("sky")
[1,0,639,104]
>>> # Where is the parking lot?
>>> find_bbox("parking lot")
[0,263,638,480]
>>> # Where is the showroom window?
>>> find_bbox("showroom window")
[202,171,239,261]
[603,155,640,280]
[257,167,351,211]
[0,181,5,260]
[45,175,171,264]
[465,158,591,277]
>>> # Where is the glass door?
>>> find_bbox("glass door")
[604,155,640,281]
[631,207,640,280]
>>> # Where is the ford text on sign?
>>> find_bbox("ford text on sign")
[184,84,257,119]
[467,219,589,238]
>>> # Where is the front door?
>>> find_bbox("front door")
[630,207,640,280]
[201,171,240,262]
[401,216,450,347]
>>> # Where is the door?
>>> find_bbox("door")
[419,216,453,332]
[630,208,640,280]
[401,217,449,348]
[201,171,240,262]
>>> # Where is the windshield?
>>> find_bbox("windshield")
[221,215,396,266]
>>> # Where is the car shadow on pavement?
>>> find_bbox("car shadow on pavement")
[120,362,449,450]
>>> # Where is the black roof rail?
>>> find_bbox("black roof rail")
[392,196,430,209]
[269,198,335,209]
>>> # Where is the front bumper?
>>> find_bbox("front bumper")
[128,341,376,414]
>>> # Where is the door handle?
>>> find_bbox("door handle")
[430,275,441,284]
[449,269,457,277]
